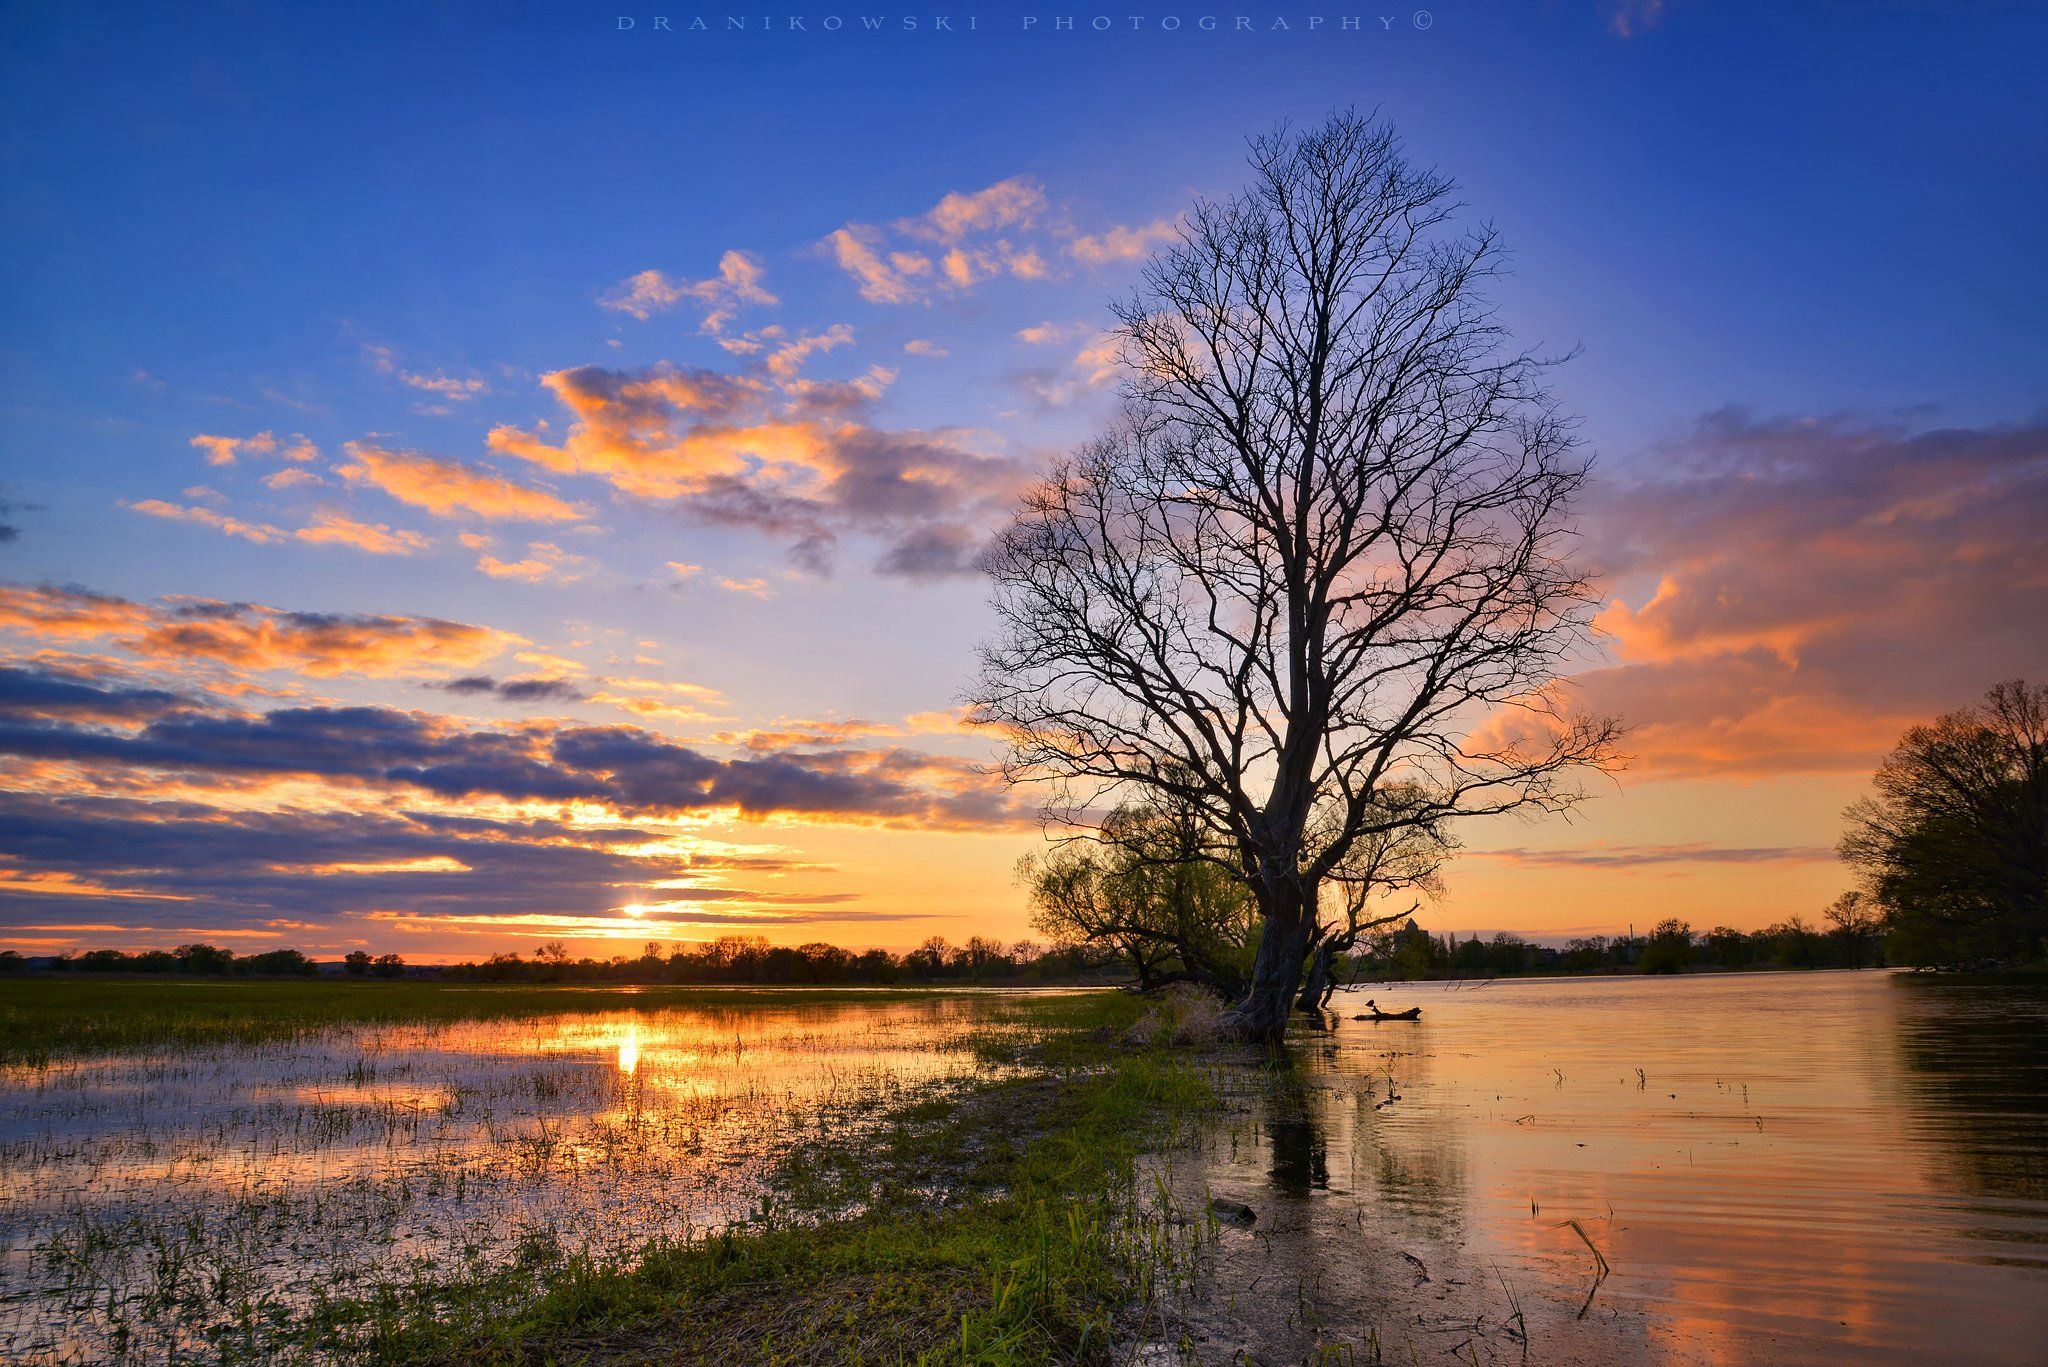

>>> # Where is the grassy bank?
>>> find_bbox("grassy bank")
[0,976,1024,1064]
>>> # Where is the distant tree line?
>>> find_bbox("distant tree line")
[447,935,1112,985]
[4,935,1122,986]
[24,944,325,976]
[1341,905,1886,982]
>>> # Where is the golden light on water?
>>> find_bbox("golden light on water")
[617,1024,639,1076]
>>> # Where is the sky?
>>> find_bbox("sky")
[1,1,2044,960]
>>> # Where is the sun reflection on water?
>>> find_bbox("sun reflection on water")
[0,992,1049,1363]
[617,1023,639,1076]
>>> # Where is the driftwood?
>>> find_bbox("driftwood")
[1352,998,1421,1022]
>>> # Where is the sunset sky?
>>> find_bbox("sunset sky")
[2,2,2043,959]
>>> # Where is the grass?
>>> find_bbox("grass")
[303,993,1215,1364]
[0,976,1005,1064]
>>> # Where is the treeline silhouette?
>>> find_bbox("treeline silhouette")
[13,945,325,977]
[1357,914,1883,980]
[5,935,1121,985]
[6,916,1890,987]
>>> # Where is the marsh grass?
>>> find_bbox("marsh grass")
[0,982,1215,1364]
[337,1023,1216,1364]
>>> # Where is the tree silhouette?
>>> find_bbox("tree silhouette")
[972,111,1620,1041]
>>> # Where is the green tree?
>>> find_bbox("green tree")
[1022,793,1258,995]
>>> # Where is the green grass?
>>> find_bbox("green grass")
[300,992,1215,1364]
[0,976,1007,1064]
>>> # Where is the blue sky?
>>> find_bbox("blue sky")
[1,1,2044,955]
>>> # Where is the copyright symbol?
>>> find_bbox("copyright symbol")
[1414,10,1433,28]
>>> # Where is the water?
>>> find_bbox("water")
[5,976,2043,1363]
[0,992,1041,1363]
[1175,970,2048,1363]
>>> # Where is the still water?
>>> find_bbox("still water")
[2,976,2042,1363]
[1178,970,2048,1364]
[0,992,1039,1362]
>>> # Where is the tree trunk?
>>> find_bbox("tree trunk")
[1222,884,1315,1044]
[1298,938,1335,1013]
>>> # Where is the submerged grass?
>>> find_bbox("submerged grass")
[306,992,1214,1365]
[0,977,1000,1064]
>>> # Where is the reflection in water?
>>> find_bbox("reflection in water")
[0,992,1062,1363]
[617,1023,639,1077]
[1262,1065,1327,1198]
[1891,977,2048,1206]
[1174,972,2048,1364]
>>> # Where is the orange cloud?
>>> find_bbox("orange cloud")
[1573,409,2048,778]
[363,344,489,406]
[188,431,316,466]
[1068,218,1178,266]
[476,541,599,584]
[600,249,777,331]
[825,177,1058,304]
[125,499,285,544]
[339,442,588,522]
[0,582,515,679]
[293,508,431,556]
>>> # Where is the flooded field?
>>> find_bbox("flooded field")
[0,990,1055,1363]
[5,974,2044,1364]
[1169,971,2048,1364]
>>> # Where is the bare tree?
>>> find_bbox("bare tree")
[971,112,1621,1042]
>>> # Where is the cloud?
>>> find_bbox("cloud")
[1471,843,1835,869]
[903,339,949,358]
[0,666,1027,831]
[294,508,431,556]
[262,468,323,491]
[915,178,1048,242]
[488,360,1024,576]
[1607,0,1669,39]
[190,431,318,466]
[1571,409,2048,777]
[127,496,435,557]
[435,674,586,704]
[339,442,588,523]
[714,576,773,598]
[1009,331,1124,410]
[364,345,489,408]
[824,177,1056,304]
[0,664,191,724]
[125,499,286,544]
[476,541,600,584]
[600,250,777,332]
[0,582,515,680]
[765,324,855,380]
[1068,218,1179,267]
[0,790,849,942]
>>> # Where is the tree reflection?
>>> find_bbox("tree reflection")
[1891,977,2048,1203]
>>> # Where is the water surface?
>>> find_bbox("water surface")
[1176,970,2048,1363]
[0,991,1042,1362]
